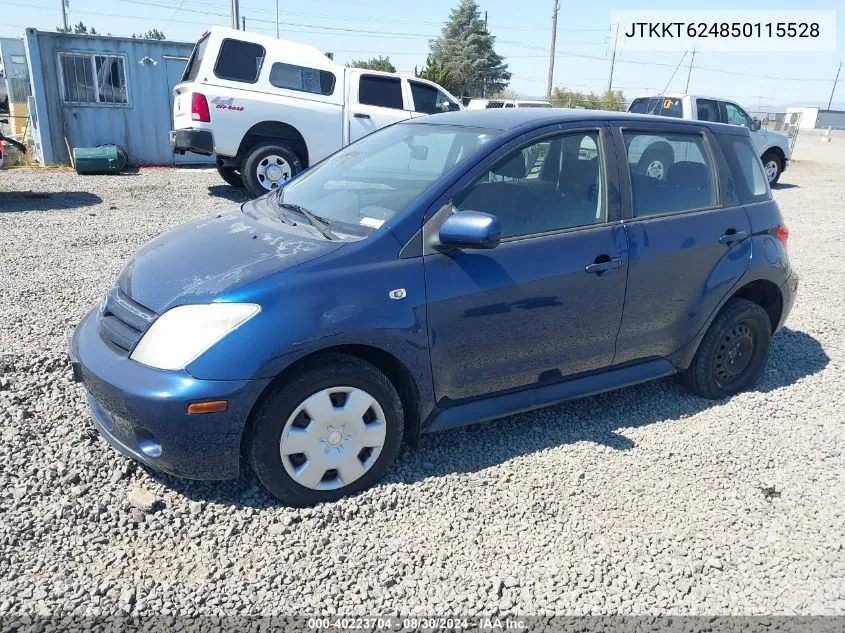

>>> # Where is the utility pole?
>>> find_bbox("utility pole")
[684,47,696,93]
[275,0,280,37]
[60,0,69,32]
[230,0,240,30]
[828,61,842,110]
[546,0,559,101]
[607,22,619,93]
[241,15,246,30]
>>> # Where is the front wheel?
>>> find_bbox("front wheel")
[761,151,783,185]
[681,298,772,400]
[248,354,404,506]
[241,142,302,199]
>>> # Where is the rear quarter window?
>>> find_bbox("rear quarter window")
[214,39,265,83]
[718,134,771,204]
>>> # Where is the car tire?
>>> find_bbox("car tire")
[241,142,302,199]
[681,298,772,400]
[248,354,404,506]
[761,151,783,185]
[216,164,244,188]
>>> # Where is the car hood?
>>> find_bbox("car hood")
[118,201,344,314]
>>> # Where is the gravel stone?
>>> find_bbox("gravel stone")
[126,487,159,513]
[1,159,844,616]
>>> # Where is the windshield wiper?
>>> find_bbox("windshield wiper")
[278,202,339,241]
[271,190,297,225]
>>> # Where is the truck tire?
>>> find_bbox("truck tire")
[761,150,783,185]
[216,165,244,188]
[242,142,302,199]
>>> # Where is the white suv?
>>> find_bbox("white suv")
[170,27,463,198]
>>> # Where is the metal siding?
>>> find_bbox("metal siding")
[26,30,213,165]
[816,110,845,130]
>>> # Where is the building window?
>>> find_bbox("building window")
[59,52,128,105]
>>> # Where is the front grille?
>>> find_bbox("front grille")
[98,287,157,353]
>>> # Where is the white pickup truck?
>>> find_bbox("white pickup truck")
[170,27,463,198]
[627,93,791,184]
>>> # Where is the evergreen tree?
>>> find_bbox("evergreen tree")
[347,56,396,73]
[428,0,510,98]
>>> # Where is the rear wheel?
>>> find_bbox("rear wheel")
[761,150,783,185]
[242,142,302,199]
[216,164,243,188]
[681,298,772,399]
[248,354,404,506]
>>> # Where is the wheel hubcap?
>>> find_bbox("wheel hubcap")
[764,160,778,182]
[713,322,755,387]
[256,154,291,191]
[646,160,665,180]
[279,387,386,491]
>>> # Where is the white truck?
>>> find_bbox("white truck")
[170,27,463,198]
[466,98,552,109]
[627,93,791,184]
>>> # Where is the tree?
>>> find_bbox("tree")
[550,87,626,111]
[415,55,451,86]
[347,56,395,73]
[428,0,510,98]
[488,88,517,100]
[56,22,98,34]
[132,29,166,40]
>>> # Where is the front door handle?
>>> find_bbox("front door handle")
[719,229,748,245]
[585,257,623,274]
[354,112,371,119]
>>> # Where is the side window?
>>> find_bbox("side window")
[358,75,403,109]
[697,99,720,123]
[454,131,606,238]
[722,102,752,128]
[623,131,717,217]
[720,136,770,203]
[409,81,456,114]
[214,39,265,83]
[269,63,335,95]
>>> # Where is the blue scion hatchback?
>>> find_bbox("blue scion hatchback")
[70,109,798,506]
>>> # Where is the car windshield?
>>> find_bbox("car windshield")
[277,123,500,236]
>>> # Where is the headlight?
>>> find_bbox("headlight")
[130,303,260,370]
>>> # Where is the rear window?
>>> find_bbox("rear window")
[182,35,208,82]
[718,135,770,204]
[624,131,717,217]
[358,75,403,110]
[214,39,265,83]
[628,96,682,118]
[269,63,335,95]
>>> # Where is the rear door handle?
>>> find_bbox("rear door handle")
[354,113,371,119]
[719,229,748,244]
[585,257,623,274]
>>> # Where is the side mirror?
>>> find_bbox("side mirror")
[751,118,762,131]
[438,210,501,250]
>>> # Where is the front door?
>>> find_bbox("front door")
[424,128,629,403]
[613,124,752,365]
[348,72,412,143]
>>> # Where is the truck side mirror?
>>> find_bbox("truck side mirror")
[751,118,762,131]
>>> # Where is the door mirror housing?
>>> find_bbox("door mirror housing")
[751,118,762,131]
[438,210,501,250]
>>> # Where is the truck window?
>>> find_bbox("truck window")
[358,75,403,110]
[697,98,720,123]
[182,35,209,82]
[409,80,456,114]
[269,63,335,95]
[628,97,681,118]
[214,39,265,84]
[721,102,752,129]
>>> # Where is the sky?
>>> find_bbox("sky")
[1,0,842,110]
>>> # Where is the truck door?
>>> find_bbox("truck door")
[347,71,412,143]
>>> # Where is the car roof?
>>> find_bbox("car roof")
[408,108,749,136]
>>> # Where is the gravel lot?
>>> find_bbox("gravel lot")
[1,150,843,618]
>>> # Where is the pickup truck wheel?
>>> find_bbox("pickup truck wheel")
[242,142,302,198]
[761,151,783,185]
[216,165,244,188]
[248,354,404,506]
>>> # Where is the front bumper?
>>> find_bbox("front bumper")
[169,128,214,156]
[69,308,270,480]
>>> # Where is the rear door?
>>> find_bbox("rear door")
[612,122,752,365]
[348,72,412,142]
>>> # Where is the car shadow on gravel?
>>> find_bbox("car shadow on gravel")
[207,185,250,203]
[0,190,103,212]
[772,182,799,190]
[145,327,828,508]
